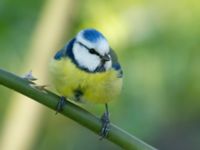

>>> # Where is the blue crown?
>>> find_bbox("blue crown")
[82,29,105,43]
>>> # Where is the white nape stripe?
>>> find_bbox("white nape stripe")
[104,60,112,71]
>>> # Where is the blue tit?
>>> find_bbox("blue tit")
[49,28,123,137]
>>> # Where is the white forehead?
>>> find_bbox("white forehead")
[76,29,110,55]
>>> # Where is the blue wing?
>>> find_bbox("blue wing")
[110,49,123,78]
[54,38,76,60]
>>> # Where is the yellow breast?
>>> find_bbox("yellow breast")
[49,58,122,104]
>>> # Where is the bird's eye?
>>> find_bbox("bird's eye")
[89,48,96,54]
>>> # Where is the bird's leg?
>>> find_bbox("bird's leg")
[100,103,110,139]
[56,96,66,114]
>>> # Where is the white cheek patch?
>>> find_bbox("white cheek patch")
[73,43,101,72]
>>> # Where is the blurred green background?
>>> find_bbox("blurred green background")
[0,0,200,150]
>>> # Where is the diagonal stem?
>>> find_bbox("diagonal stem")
[0,68,157,150]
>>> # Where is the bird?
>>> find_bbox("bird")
[49,28,123,138]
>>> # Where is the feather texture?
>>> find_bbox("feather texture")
[49,58,122,103]
[50,29,123,103]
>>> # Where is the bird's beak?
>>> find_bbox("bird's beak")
[102,54,110,61]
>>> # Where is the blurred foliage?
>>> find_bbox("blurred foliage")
[0,0,44,122]
[0,0,200,150]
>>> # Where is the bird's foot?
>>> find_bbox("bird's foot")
[56,96,66,114]
[99,111,110,139]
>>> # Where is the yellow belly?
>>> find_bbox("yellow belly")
[49,58,122,104]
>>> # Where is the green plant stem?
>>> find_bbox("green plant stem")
[0,68,157,150]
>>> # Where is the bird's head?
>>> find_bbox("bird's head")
[72,29,112,72]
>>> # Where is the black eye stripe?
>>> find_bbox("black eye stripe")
[88,48,99,55]
[77,41,88,49]
[77,41,100,56]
